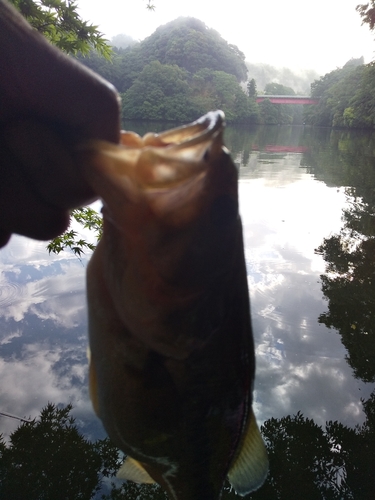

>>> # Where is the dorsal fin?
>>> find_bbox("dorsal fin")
[117,456,156,484]
[228,409,268,495]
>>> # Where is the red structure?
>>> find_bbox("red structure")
[256,95,319,105]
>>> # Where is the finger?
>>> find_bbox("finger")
[0,148,70,241]
[3,118,97,209]
[0,2,121,144]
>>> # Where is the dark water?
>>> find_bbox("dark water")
[0,123,374,495]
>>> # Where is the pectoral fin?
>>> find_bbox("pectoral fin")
[228,409,268,495]
[117,456,156,484]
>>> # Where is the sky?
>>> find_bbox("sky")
[76,0,375,75]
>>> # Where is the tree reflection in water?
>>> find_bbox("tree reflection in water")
[0,398,374,499]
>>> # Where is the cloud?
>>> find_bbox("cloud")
[247,226,372,429]
[0,343,93,440]
[0,241,87,326]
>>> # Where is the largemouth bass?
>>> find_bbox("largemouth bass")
[82,111,268,499]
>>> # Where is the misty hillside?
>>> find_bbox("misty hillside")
[77,17,248,92]
[246,62,319,95]
[110,33,137,49]
[125,17,248,83]
[75,17,320,124]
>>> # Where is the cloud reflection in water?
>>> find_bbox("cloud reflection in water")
[0,237,100,440]
[0,152,371,447]
[239,156,373,429]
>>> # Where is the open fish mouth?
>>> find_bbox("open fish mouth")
[79,110,233,226]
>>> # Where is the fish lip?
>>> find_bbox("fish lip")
[156,110,225,149]
[77,110,226,197]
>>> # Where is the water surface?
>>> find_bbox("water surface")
[0,123,374,494]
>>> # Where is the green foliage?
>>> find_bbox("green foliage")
[8,0,112,58]
[103,481,168,499]
[258,98,279,125]
[305,128,375,383]
[138,17,247,82]
[1,396,375,499]
[257,98,301,125]
[247,78,257,98]
[110,34,137,49]
[220,396,375,499]
[357,1,375,31]
[256,412,345,499]
[343,62,375,128]
[303,58,375,128]
[75,49,125,92]
[264,82,295,95]
[145,0,156,11]
[0,403,121,499]
[246,62,319,95]
[317,236,375,382]
[122,61,192,121]
[257,83,301,125]
[47,207,102,256]
[121,63,258,124]
[77,17,248,96]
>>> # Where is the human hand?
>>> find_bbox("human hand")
[0,1,120,248]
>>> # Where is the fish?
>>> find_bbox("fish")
[81,111,268,500]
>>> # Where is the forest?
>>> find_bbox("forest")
[77,14,375,129]
[1,394,374,499]
[76,17,314,125]
[304,57,375,128]
[77,17,257,123]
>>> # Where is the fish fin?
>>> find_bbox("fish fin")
[227,409,268,495]
[116,456,156,484]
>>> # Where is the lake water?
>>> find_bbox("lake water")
[0,123,374,496]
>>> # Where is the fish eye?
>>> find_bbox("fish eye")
[203,150,210,162]
[210,195,238,227]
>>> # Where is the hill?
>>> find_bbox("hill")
[75,18,316,124]
[137,17,247,82]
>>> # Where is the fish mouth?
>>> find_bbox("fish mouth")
[147,110,225,149]
[78,110,231,225]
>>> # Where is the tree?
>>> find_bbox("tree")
[246,63,318,95]
[8,0,112,58]
[264,82,295,95]
[2,398,375,499]
[130,17,248,82]
[121,61,192,121]
[74,48,126,94]
[0,403,121,499]
[357,1,375,31]
[307,127,375,382]
[110,33,137,49]
[47,206,103,256]
[303,60,370,127]
[247,78,257,98]
[103,482,168,499]
[258,98,280,124]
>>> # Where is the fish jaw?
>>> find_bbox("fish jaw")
[83,111,268,499]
